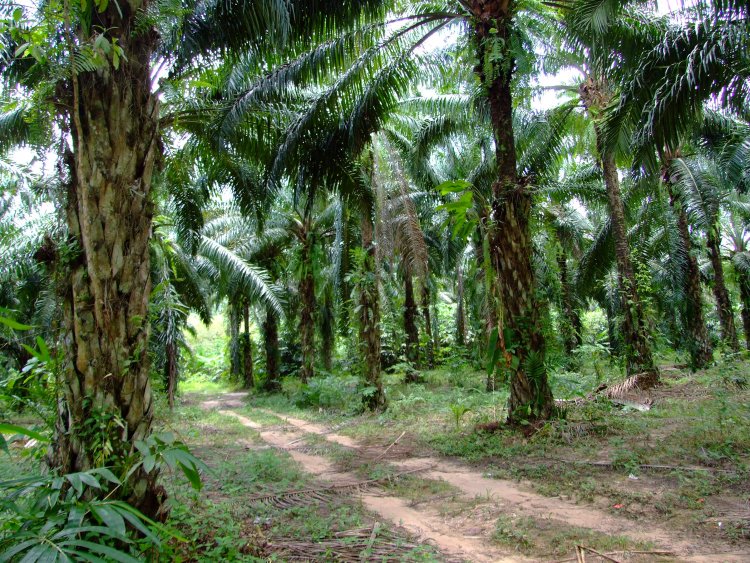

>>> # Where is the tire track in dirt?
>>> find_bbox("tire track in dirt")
[257,409,750,562]
[210,406,526,563]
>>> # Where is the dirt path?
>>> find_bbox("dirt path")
[215,408,523,563]
[256,408,750,562]
[200,394,748,562]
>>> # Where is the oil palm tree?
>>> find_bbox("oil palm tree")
[555,0,664,384]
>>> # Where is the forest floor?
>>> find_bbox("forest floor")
[165,360,750,562]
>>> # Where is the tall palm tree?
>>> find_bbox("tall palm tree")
[555,0,664,385]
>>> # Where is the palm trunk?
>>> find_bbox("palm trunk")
[242,300,253,389]
[557,249,581,355]
[165,341,178,410]
[421,284,435,368]
[299,235,315,383]
[602,152,658,384]
[478,224,499,391]
[605,302,621,355]
[360,211,385,410]
[456,264,466,346]
[339,207,352,337]
[53,2,162,518]
[707,227,739,351]
[667,183,713,368]
[738,267,750,350]
[404,274,420,368]
[471,1,553,422]
[321,287,335,372]
[263,307,281,391]
[228,302,241,379]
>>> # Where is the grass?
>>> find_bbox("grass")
[491,513,653,556]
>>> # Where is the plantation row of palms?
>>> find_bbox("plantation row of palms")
[0,0,748,524]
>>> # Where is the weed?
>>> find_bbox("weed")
[492,515,534,551]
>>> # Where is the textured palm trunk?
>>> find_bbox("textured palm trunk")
[667,184,713,368]
[360,212,385,410]
[456,264,466,346]
[53,0,162,517]
[262,307,281,391]
[557,250,581,355]
[477,224,500,391]
[605,303,621,355]
[242,301,253,389]
[165,341,178,410]
[738,268,750,350]
[471,0,553,422]
[299,236,315,383]
[404,274,420,368]
[707,228,739,351]
[421,284,435,368]
[321,288,334,372]
[339,208,352,337]
[228,303,241,379]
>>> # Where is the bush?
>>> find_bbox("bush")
[291,375,360,410]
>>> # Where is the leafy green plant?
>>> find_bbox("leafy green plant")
[0,425,206,562]
[133,432,209,492]
[449,403,472,429]
[0,466,182,562]
[292,376,360,410]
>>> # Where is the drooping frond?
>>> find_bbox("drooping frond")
[606,5,750,170]
[198,235,283,316]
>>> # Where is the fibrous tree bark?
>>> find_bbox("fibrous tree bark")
[321,287,335,372]
[242,300,253,389]
[52,0,163,517]
[557,249,582,355]
[299,227,315,383]
[455,263,467,346]
[470,0,554,422]
[229,303,241,379]
[404,273,420,368]
[738,267,750,350]
[165,341,178,410]
[421,283,435,368]
[263,306,281,391]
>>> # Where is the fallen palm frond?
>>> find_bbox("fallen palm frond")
[554,373,657,410]
[268,523,429,561]
[374,431,406,462]
[247,466,434,509]
[601,373,643,399]
[554,458,737,474]
[549,548,675,563]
